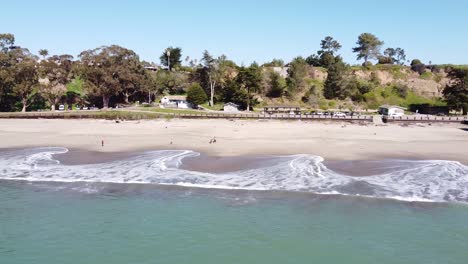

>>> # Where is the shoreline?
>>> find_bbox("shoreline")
[0,118,467,164]
[50,148,440,176]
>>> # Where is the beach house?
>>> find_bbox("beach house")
[223,102,240,112]
[160,95,192,109]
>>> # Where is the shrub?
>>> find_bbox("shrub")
[420,71,432,80]
[378,56,393,64]
[392,84,409,97]
[411,63,426,75]
[186,83,207,105]
[362,61,373,68]
[410,59,423,66]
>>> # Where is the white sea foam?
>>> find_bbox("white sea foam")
[0,147,467,203]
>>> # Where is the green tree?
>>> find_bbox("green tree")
[118,55,147,104]
[0,35,39,112]
[286,57,309,95]
[200,50,231,106]
[323,57,347,99]
[262,59,284,67]
[306,36,341,68]
[12,49,40,112]
[382,47,406,65]
[352,33,384,64]
[186,83,207,105]
[160,47,182,71]
[305,54,321,67]
[443,68,468,115]
[236,62,262,111]
[38,54,74,110]
[78,45,142,109]
[266,71,285,97]
[318,36,342,56]
[39,49,49,60]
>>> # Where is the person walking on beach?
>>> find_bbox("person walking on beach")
[101,139,104,147]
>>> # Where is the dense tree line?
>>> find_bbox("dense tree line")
[0,33,466,113]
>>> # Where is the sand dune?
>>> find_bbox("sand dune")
[0,119,466,163]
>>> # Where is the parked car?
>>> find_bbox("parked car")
[333,112,347,117]
[82,106,89,110]
[58,105,65,111]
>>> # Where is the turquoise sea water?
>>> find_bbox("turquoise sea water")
[1,148,468,264]
[1,181,468,264]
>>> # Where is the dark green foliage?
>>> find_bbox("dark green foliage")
[392,83,409,97]
[443,68,468,114]
[186,83,207,105]
[324,59,347,99]
[222,80,250,110]
[411,63,427,75]
[160,47,182,71]
[318,36,342,55]
[235,62,262,110]
[305,54,321,67]
[378,56,393,64]
[382,48,406,65]
[362,61,373,67]
[266,71,285,97]
[353,33,384,63]
[410,59,426,74]
[410,59,423,66]
[78,45,144,108]
[306,36,342,69]
[286,57,309,94]
[262,59,284,67]
[319,52,337,69]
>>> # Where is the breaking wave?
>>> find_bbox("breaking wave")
[0,147,467,203]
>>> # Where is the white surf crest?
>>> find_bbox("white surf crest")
[0,148,467,203]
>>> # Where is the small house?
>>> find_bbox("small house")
[223,102,240,112]
[160,95,192,109]
[378,105,405,117]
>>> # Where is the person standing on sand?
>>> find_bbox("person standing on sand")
[101,139,104,147]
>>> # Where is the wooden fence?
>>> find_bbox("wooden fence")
[0,111,373,122]
[383,115,467,123]
[1,111,466,124]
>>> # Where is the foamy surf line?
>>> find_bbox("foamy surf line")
[0,147,467,203]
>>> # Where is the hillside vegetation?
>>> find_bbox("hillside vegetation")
[1,33,467,114]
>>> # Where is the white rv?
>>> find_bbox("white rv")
[378,105,405,117]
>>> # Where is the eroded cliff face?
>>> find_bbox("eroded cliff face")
[265,65,449,99]
[349,67,448,97]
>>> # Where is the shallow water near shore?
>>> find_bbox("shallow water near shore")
[1,148,468,263]
[1,181,468,264]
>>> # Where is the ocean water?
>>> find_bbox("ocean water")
[1,148,468,264]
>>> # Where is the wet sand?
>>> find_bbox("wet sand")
[51,148,415,177]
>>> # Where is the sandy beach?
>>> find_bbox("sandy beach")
[0,118,467,164]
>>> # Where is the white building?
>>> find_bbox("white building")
[378,105,405,117]
[223,102,240,112]
[160,95,192,109]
